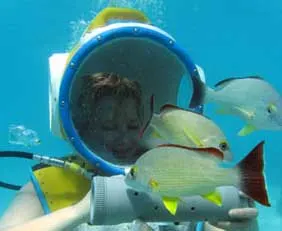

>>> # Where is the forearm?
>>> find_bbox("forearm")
[5,205,88,231]
[203,219,259,231]
[203,222,222,231]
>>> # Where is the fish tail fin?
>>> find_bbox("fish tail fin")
[147,116,163,138]
[189,66,216,108]
[139,115,166,148]
[150,114,162,127]
[139,94,155,138]
[237,141,271,206]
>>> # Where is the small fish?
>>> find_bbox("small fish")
[125,142,270,216]
[139,96,232,161]
[8,125,41,148]
[190,75,282,136]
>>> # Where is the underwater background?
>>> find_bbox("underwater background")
[0,0,281,230]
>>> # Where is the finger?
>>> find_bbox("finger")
[212,220,252,230]
[132,219,154,231]
[238,191,249,198]
[238,191,256,207]
[248,198,256,208]
[229,208,258,220]
[208,221,229,230]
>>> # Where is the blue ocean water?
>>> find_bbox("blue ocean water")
[0,0,281,230]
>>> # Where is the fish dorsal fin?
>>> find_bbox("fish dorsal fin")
[160,104,207,117]
[214,76,264,89]
[160,104,182,113]
[157,144,224,160]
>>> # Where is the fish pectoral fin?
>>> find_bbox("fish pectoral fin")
[152,129,162,139]
[149,178,159,192]
[234,106,255,119]
[162,197,180,215]
[238,124,256,136]
[201,191,222,207]
[183,127,204,147]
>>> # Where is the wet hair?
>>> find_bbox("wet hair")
[73,72,143,135]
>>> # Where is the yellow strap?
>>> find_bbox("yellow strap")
[85,7,150,32]
[33,166,91,212]
[32,155,94,212]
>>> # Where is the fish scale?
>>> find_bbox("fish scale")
[134,147,238,197]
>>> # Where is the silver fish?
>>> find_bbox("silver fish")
[190,76,282,136]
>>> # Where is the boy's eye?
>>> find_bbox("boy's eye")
[128,124,140,130]
[128,119,141,130]
[102,123,117,131]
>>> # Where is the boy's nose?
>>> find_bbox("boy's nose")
[118,123,128,133]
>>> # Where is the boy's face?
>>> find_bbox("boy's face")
[84,96,143,164]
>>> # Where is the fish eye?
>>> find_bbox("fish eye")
[219,142,228,151]
[129,168,134,176]
[129,166,137,178]
[267,104,277,114]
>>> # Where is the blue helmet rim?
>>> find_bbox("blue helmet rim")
[59,25,201,176]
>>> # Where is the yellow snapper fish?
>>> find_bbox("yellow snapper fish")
[139,97,233,161]
[189,75,282,136]
[125,142,270,216]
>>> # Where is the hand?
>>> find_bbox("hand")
[73,190,91,224]
[132,219,154,231]
[205,192,259,231]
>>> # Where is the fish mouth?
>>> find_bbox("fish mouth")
[268,116,282,129]
[223,151,233,162]
[267,111,282,128]
[276,118,282,127]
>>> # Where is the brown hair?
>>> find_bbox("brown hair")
[73,72,143,134]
